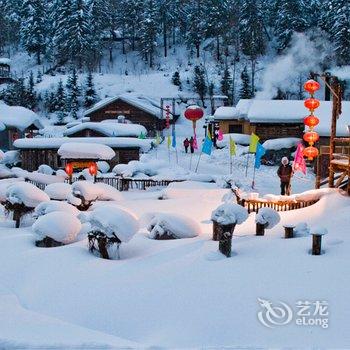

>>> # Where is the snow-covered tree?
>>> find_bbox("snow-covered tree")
[84,71,97,108]
[193,65,207,105]
[26,70,37,110]
[54,79,67,123]
[221,65,233,103]
[171,71,182,89]
[66,68,80,119]
[20,0,46,64]
[239,66,252,99]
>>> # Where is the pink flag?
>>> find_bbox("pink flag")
[292,143,307,175]
[193,131,198,149]
[217,129,224,141]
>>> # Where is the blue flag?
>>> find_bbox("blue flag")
[254,142,266,169]
[202,135,213,155]
[171,126,176,148]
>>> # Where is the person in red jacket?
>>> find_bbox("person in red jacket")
[277,157,293,195]
[183,138,190,153]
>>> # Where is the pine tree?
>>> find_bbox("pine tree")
[221,65,233,103]
[36,69,42,83]
[239,66,252,99]
[84,71,97,108]
[20,0,46,64]
[66,68,80,119]
[193,65,207,105]
[138,0,159,68]
[26,71,37,110]
[274,0,307,52]
[54,79,67,123]
[171,71,182,89]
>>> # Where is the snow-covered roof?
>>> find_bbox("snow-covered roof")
[84,93,173,119]
[228,99,350,137]
[64,121,147,137]
[13,137,153,152]
[214,107,237,120]
[0,58,11,65]
[58,142,115,160]
[0,103,43,131]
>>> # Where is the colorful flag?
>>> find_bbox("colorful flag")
[167,135,171,149]
[293,143,307,175]
[217,129,224,141]
[138,131,146,139]
[171,126,176,148]
[193,133,198,150]
[155,132,161,145]
[249,133,260,153]
[254,142,266,169]
[229,136,236,156]
[202,133,213,155]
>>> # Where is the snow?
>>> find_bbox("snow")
[58,142,115,160]
[32,211,82,244]
[96,161,110,173]
[64,121,147,138]
[34,200,80,217]
[262,137,301,150]
[44,182,72,200]
[14,137,153,152]
[234,99,350,137]
[216,133,251,147]
[6,182,50,207]
[146,212,202,239]
[71,181,123,202]
[214,106,237,120]
[0,164,14,178]
[37,164,54,175]
[0,57,11,65]
[255,207,281,228]
[88,204,139,242]
[310,226,328,236]
[0,178,23,203]
[0,102,43,131]
[0,150,20,165]
[211,203,249,225]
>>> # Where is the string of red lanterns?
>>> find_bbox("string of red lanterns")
[303,79,320,160]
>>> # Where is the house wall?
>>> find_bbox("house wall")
[19,147,140,171]
[218,120,251,134]
[88,99,165,136]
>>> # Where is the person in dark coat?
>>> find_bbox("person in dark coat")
[189,136,195,154]
[183,138,190,153]
[277,157,293,195]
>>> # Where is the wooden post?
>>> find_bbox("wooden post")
[256,223,267,236]
[212,220,220,241]
[312,234,323,255]
[284,225,295,239]
[215,223,236,257]
[98,236,110,259]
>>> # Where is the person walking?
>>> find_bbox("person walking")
[189,136,195,154]
[183,138,190,153]
[277,157,293,195]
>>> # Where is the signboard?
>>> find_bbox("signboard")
[71,161,93,169]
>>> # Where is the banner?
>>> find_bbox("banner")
[254,142,266,169]
[229,136,236,156]
[249,133,260,153]
[292,143,307,175]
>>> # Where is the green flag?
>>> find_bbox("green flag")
[249,133,259,153]
[229,136,236,156]
[139,132,146,139]
[155,132,161,145]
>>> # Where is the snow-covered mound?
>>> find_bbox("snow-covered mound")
[37,164,54,175]
[0,178,24,202]
[255,207,280,229]
[211,203,249,225]
[34,200,80,217]
[113,159,170,177]
[96,161,110,173]
[58,142,115,160]
[88,205,139,242]
[146,212,202,239]
[262,137,301,151]
[44,183,72,200]
[216,133,251,147]
[6,182,50,208]
[0,150,20,165]
[32,211,82,244]
[71,181,123,202]
[0,164,14,179]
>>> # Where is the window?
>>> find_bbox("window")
[229,124,243,134]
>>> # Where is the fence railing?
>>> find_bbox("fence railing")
[26,177,184,192]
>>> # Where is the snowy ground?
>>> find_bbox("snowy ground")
[1,143,349,348]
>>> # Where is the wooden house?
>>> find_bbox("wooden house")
[84,93,179,136]
[0,104,43,150]
[13,137,153,171]
[0,58,13,84]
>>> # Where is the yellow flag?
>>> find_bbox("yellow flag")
[155,132,161,145]
[167,135,171,148]
[249,133,260,153]
[207,129,211,140]
[229,136,236,156]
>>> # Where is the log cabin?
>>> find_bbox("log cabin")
[13,137,153,171]
[84,93,179,136]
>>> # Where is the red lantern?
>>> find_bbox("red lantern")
[184,105,204,123]
[304,80,320,95]
[303,131,319,144]
[303,146,319,160]
[88,162,98,176]
[65,163,73,176]
[304,98,320,111]
[304,115,320,128]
